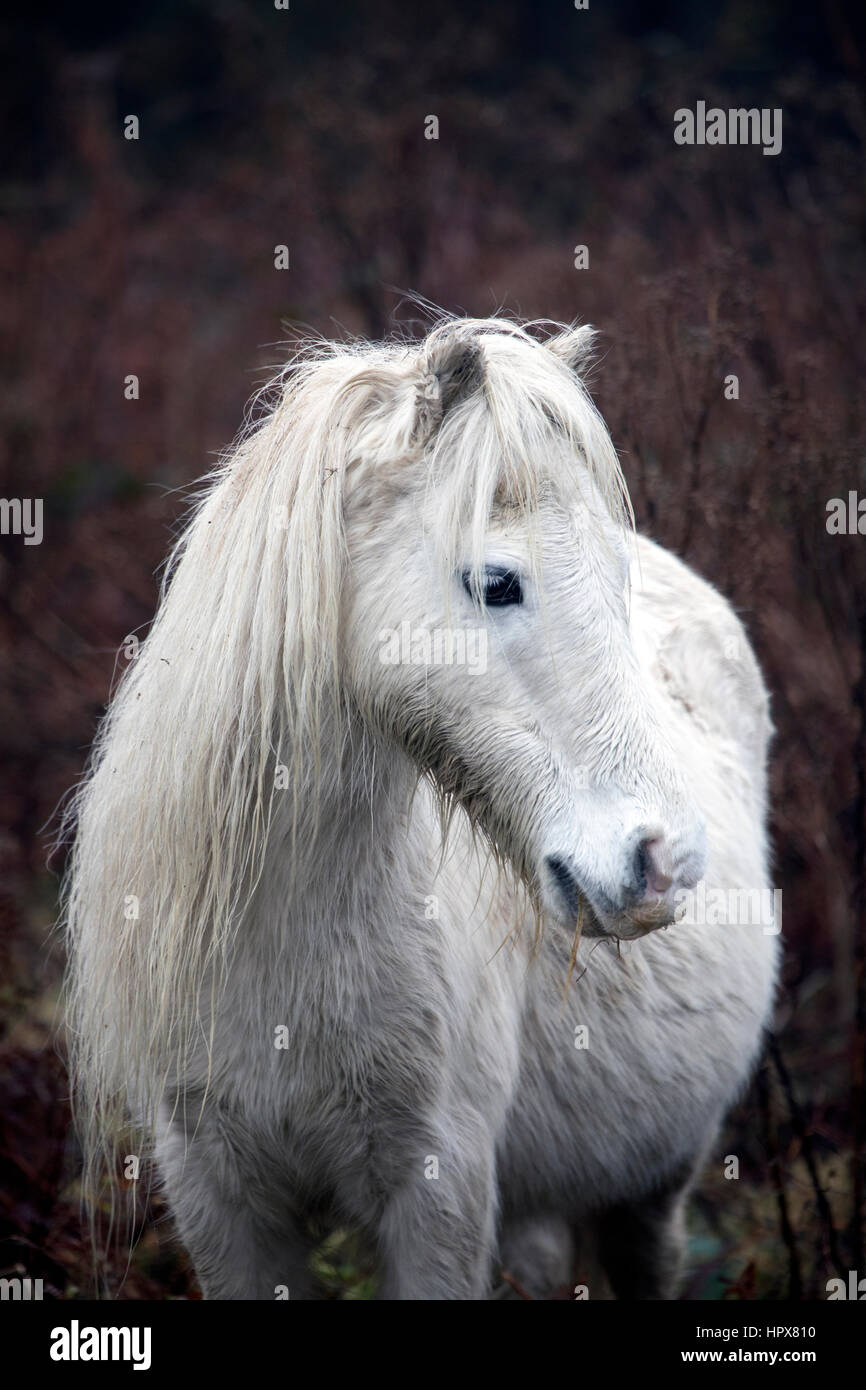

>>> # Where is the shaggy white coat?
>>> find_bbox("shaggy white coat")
[64,316,778,1299]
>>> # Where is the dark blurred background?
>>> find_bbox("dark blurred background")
[0,0,864,1298]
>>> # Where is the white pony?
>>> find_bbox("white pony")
[64,316,779,1299]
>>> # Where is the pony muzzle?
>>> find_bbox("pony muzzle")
[544,823,707,941]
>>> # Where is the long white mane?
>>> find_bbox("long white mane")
[62,314,632,1220]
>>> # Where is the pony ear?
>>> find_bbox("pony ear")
[547,324,597,377]
[416,332,485,439]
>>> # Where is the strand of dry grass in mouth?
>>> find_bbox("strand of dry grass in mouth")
[561,897,585,1003]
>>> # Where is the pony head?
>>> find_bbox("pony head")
[331,317,707,938]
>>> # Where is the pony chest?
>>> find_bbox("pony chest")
[223,937,453,1110]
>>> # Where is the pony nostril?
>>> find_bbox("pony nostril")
[635,837,674,898]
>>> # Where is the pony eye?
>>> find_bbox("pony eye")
[463,567,523,607]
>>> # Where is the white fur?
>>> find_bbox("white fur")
[64,316,778,1299]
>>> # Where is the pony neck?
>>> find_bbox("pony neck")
[271,713,425,931]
